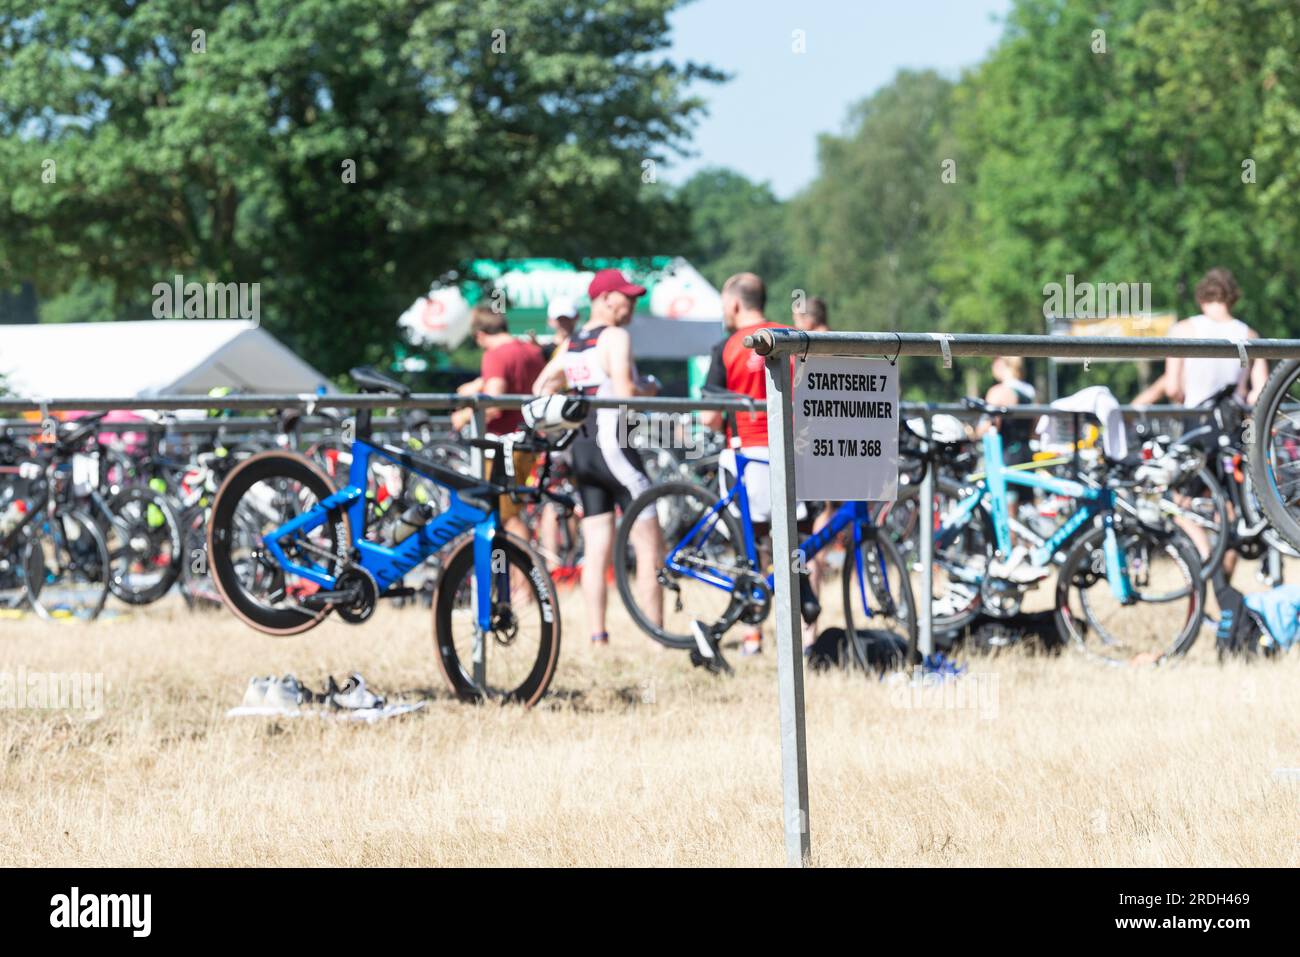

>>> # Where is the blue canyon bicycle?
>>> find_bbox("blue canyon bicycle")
[207,368,585,706]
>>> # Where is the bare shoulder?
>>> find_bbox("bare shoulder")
[598,324,631,346]
[986,383,1016,406]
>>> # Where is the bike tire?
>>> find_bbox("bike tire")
[433,532,560,707]
[104,485,183,605]
[23,507,110,622]
[207,450,347,636]
[841,527,918,667]
[1247,358,1300,553]
[613,479,748,649]
[1054,522,1205,664]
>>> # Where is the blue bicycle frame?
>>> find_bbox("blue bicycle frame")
[261,438,502,631]
[663,448,898,620]
[938,430,1134,601]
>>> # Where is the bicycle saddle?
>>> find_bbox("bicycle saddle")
[349,366,411,397]
[55,411,108,451]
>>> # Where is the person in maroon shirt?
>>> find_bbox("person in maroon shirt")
[451,305,546,536]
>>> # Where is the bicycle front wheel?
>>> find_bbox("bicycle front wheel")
[434,533,560,707]
[23,508,109,622]
[1055,522,1204,664]
[841,528,918,668]
[613,480,748,649]
[104,485,183,605]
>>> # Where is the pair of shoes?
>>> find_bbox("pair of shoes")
[322,673,384,710]
[241,674,309,711]
[590,631,609,646]
[741,633,763,656]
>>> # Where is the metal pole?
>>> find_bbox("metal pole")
[763,354,811,867]
[469,406,488,692]
[918,406,935,662]
[746,328,1300,363]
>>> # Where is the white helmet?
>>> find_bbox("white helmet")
[522,395,588,431]
[906,413,966,444]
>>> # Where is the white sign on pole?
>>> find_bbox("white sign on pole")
[792,356,899,501]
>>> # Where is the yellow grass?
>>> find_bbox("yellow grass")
[2,572,1299,867]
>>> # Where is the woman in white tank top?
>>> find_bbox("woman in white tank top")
[1174,313,1254,408]
[1133,268,1268,409]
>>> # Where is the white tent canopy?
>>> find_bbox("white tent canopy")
[0,320,329,399]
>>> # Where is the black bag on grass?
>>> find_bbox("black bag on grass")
[806,626,908,674]
[1213,579,1265,659]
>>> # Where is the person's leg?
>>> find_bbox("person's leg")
[802,503,832,648]
[581,513,615,642]
[740,449,774,654]
[537,505,559,569]
[628,512,664,629]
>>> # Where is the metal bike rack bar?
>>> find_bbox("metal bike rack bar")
[744,327,1300,868]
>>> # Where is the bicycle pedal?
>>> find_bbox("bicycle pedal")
[689,620,734,676]
[688,647,734,676]
[381,586,415,600]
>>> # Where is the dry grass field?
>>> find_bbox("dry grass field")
[2,570,1299,867]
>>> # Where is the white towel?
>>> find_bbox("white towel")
[1035,386,1128,460]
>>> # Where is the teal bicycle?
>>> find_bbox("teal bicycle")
[930,398,1205,663]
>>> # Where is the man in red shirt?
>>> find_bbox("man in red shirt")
[452,304,546,537]
[700,273,791,656]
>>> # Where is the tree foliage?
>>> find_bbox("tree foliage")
[0,0,720,370]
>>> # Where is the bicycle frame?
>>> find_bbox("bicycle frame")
[663,448,895,620]
[939,430,1132,602]
[261,439,499,631]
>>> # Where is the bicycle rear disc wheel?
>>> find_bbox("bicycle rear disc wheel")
[23,508,109,622]
[614,480,749,649]
[434,533,560,707]
[1055,523,1204,664]
[208,451,346,635]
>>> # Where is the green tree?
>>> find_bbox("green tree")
[0,0,720,372]
[677,167,797,297]
[942,0,1300,340]
[786,70,959,337]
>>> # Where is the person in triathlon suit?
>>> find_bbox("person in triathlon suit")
[533,268,664,645]
[700,273,791,656]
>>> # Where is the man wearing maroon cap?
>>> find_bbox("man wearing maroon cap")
[534,268,664,646]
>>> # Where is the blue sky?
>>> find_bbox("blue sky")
[665,0,1013,197]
